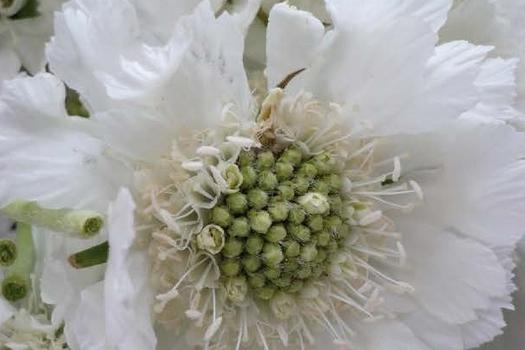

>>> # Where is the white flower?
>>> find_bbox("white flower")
[0,0,65,84]
[0,1,523,350]
[440,0,525,128]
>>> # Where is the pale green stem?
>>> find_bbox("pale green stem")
[2,222,33,301]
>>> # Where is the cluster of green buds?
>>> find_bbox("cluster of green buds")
[198,146,350,313]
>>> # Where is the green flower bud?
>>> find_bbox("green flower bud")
[307,214,324,232]
[283,241,301,258]
[268,202,289,222]
[221,258,241,277]
[273,272,292,288]
[263,267,281,280]
[314,249,327,264]
[248,210,272,234]
[238,150,256,167]
[257,151,275,169]
[248,272,266,288]
[266,224,287,243]
[247,189,269,210]
[282,258,299,272]
[324,216,343,235]
[310,180,331,195]
[275,162,294,181]
[296,265,312,279]
[240,166,257,190]
[222,237,244,258]
[276,184,294,201]
[297,163,317,178]
[222,164,243,191]
[288,224,311,242]
[262,243,284,266]
[279,147,302,166]
[211,206,232,228]
[300,243,317,262]
[329,195,344,215]
[228,217,250,237]
[323,174,341,193]
[316,231,331,246]
[294,176,310,195]
[245,235,264,255]
[225,193,248,215]
[258,170,278,191]
[242,255,262,272]
[287,280,304,293]
[270,292,296,319]
[308,152,335,175]
[226,276,248,303]
[197,224,225,255]
[297,192,330,215]
[326,240,339,253]
[0,239,17,267]
[288,206,305,225]
[255,286,276,300]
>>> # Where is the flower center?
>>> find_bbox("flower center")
[200,147,349,304]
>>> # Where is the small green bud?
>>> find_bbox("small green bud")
[228,217,250,237]
[240,166,257,189]
[282,258,299,272]
[288,224,311,242]
[245,235,264,255]
[1,275,29,302]
[287,280,304,293]
[275,162,294,181]
[276,184,294,201]
[326,240,339,253]
[222,238,244,258]
[323,174,341,193]
[270,292,296,319]
[310,181,331,195]
[211,206,232,228]
[222,164,243,191]
[255,286,276,300]
[225,193,248,215]
[316,231,331,246]
[242,255,262,272]
[274,273,292,288]
[297,163,317,178]
[0,239,17,267]
[238,150,256,167]
[329,195,344,215]
[300,243,317,262]
[288,206,305,225]
[247,189,269,210]
[324,216,343,235]
[258,170,278,191]
[248,210,272,234]
[257,151,275,169]
[266,224,287,243]
[309,152,335,175]
[226,276,248,303]
[248,273,266,288]
[284,240,301,258]
[268,202,289,222]
[262,243,284,266]
[297,192,330,215]
[296,265,312,279]
[307,215,324,232]
[294,176,310,195]
[197,224,225,255]
[280,147,302,166]
[263,267,281,280]
[314,249,327,263]
[221,258,241,277]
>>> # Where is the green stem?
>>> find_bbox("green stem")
[1,223,34,301]
[1,200,104,238]
[68,241,109,269]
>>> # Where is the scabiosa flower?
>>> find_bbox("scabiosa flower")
[0,1,523,350]
[0,0,65,83]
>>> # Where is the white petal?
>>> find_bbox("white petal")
[0,73,131,212]
[104,188,156,350]
[0,44,21,84]
[402,310,463,350]
[266,3,325,88]
[354,318,431,350]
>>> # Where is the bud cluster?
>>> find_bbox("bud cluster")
[204,146,350,307]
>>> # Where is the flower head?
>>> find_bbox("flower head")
[0,1,523,350]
